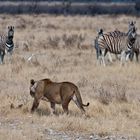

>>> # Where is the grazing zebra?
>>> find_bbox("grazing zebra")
[95,22,137,66]
[0,26,14,64]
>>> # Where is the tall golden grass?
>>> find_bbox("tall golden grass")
[0,14,140,139]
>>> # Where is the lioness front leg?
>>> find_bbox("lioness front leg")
[31,99,40,113]
[50,102,55,115]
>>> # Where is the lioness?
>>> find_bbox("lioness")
[30,78,89,114]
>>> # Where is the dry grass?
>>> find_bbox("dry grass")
[0,14,140,139]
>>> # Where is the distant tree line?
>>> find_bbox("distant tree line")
[0,1,139,15]
[0,0,137,2]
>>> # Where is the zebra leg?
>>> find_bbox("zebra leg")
[104,49,113,64]
[120,51,126,66]
[0,55,3,64]
[135,51,139,62]
[95,40,102,65]
[94,39,99,59]
[96,49,102,65]
[7,51,13,64]
[98,55,102,65]
[107,52,113,63]
[129,51,134,61]
[102,49,108,66]
[126,53,130,62]
[115,54,120,61]
[102,56,106,66]
[101,49,107,66]
[0,51,5,64]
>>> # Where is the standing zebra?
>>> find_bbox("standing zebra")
[95,22,137,66]
[94,29,114,63]
[129,34,140,62]
[0,26,14,64]
[94,29,103,59]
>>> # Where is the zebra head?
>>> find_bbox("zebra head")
[98,28,103,36]
[127,22,137,45]
[5,26,14,53]
[128,21,136,31]
[7,26,14,39]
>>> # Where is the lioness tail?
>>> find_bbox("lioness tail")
[82,102,90,107]
[74,88,89,110]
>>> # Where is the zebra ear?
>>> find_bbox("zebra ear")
[129,21,134,25]
[133,21,136,24]
[96,28,99,33]
[12,26,14,29]
[30,79,35,85]
[8,26,9,29]
[129,21,136,25]
[97,28,103,33]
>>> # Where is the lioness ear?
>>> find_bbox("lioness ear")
[30,79,35,85]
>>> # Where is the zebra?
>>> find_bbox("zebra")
[108,21,137,62]
[95,22,137,66]
[94,29,115,63]
[129,34,140,62]
[94,29,103,59]
[0,26,14,64]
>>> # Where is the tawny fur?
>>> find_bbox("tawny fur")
[30,78,89,114]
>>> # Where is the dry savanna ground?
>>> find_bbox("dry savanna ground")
[0,14,140,140]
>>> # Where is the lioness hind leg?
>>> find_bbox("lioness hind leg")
[50,102,55,115]
[62,98,71,114]
[31,99,40,113]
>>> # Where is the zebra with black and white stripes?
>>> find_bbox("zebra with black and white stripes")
[129,34,140,62]
[0,26,14,64]
[95,22,137,66]
[94,29,103,60]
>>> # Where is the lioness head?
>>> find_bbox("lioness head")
[30,79,37,97]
